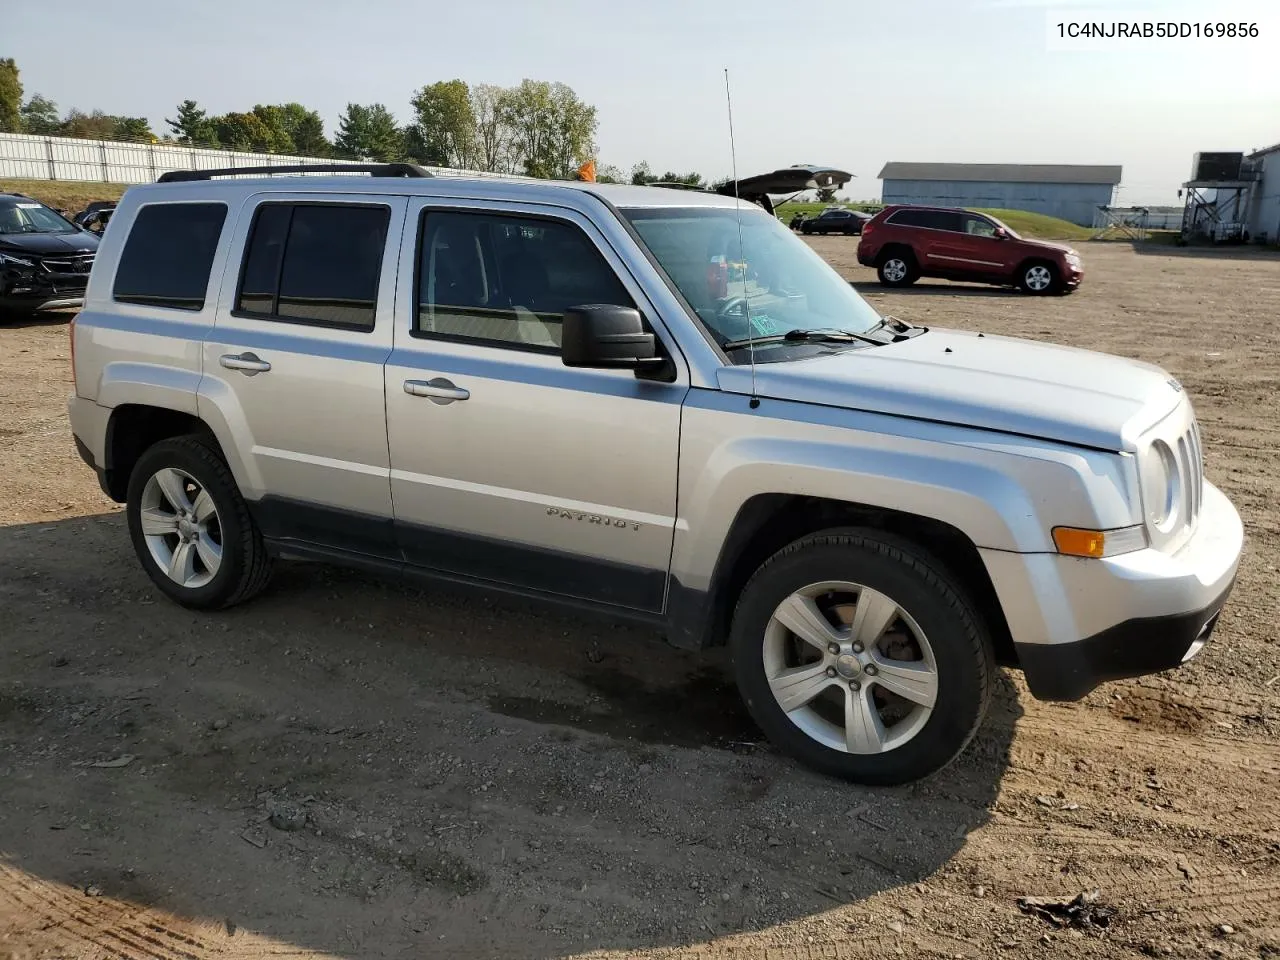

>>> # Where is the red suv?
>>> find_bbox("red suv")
[856,205,1083,294]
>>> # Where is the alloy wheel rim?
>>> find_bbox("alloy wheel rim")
[884,259,907,282]
[1026,266,1052,290]
[763,581,938,754]
[139,468,223,588]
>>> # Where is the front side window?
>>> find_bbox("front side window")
[621,205,884,354]
[415,210,633,352]
[113,203,227,311]
[235,202,390,331]
[964,215,997,237]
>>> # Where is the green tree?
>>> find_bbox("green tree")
[816,187,837,203]
[210,111,277,152]
[409,79,475,168]
[275,103,328,156]
[112,116,155,141]
[249,105,298,153]
[0,58,22,133]
[503,79,596,179]
[596,163,626,184]
[470,83,513,173]
[631,164,704,188]
[630,161,656,186]
[166,99,215,145]
[60,109,119,140]
[19,94,60,134]
[332,103,403,162]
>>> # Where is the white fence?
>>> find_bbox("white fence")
[0,132,521,184]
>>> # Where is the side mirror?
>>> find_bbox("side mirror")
[993,226,1008,239]
[561,304,664,370]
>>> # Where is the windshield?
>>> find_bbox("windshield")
[0,201,78,235]
[621,206,883,356]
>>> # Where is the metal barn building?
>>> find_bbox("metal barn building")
[1246,143,1280,244]
[878,162,1123,226]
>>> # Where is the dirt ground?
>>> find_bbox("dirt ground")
[1,241,1278,960]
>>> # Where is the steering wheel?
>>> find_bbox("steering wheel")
[716,296,750,324]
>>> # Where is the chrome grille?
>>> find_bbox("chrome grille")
[1185,420,1204,526]
[38,254,95,276]
[1141,400,1205,554]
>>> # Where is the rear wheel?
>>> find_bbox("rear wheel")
[729,530,994,785]
[877,251,917,287]
[1018,261,1058,295]
[126,436,273,610]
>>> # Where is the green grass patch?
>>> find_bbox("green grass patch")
[1,179,130,214]
[774,201,883,221]
[777,201,1094,242]
[974,208,1093,241]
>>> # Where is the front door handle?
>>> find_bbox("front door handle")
[403,378,470,404]
[220,352,272,375]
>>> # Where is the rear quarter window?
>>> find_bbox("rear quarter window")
[113,203,228,311]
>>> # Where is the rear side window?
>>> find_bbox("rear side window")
[235,202,390,331]
[113,203,227,310]
[887,208,965,231]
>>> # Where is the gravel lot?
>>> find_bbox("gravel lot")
[1,240,1278,960]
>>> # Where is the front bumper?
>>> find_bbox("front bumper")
[1015,578,1232,700]
[983,480,1244,701]
[1,260,89,312]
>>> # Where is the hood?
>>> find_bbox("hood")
[717,328,1181,450]
[0,232,99,256]
[1020,237,1077,255]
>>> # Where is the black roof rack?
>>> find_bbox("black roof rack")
[157,162,433,183]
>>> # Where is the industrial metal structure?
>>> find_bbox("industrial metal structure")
[1244,143,1280,244]
[878,162,1122,226]
[1179,151,1260,243]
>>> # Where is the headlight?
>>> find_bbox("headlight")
[0,252,34,267]
[1140,439,1180,532]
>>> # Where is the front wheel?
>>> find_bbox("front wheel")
[1018,261,1058,295]
[729,530,994,785]
[126,435,274,610]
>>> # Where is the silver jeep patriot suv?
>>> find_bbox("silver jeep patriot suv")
[67,163,1244,785]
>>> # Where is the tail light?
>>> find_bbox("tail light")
[861,222,875,239]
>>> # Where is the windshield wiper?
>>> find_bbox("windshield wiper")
[722,327,889,351]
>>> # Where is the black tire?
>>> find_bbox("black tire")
[1017,260,1059,295]
[126,435,273,610]
[729,529,994,785]
[876,249,918,287]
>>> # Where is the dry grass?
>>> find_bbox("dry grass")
[1,179,129,214]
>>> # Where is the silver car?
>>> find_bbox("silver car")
[68,163,1243,785]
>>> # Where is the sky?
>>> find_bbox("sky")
[6,0,1278,205]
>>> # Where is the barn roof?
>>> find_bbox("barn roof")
[878,162,1123,185]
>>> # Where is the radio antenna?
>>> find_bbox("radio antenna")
[724,68,759,408]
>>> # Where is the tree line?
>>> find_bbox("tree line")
[0,57,710,186]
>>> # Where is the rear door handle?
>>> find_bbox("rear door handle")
[403,378,470,404]
[220,352,272,375]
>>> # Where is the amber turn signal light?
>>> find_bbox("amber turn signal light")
[1052,527,1107,558]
